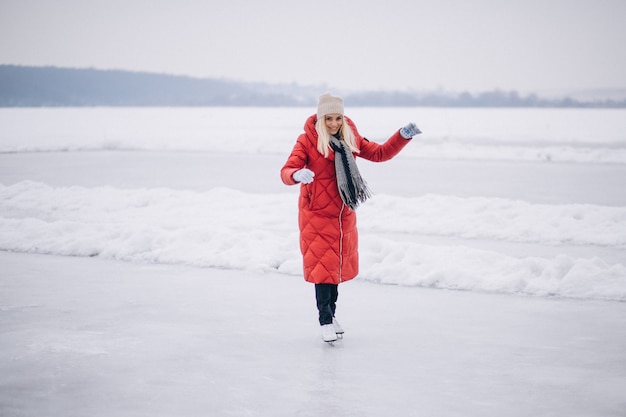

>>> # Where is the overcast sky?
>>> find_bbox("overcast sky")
[1,0,625,94]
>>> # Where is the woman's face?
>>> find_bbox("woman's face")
[324,114,343,135]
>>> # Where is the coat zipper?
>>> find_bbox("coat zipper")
[338,203,345,282]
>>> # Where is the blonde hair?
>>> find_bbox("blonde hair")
[315,116,359,157]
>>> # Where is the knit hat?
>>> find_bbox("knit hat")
[317,93,344,119]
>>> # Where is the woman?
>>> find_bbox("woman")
[280,93,421,342]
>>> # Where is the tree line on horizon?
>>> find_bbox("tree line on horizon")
[1,65,624,108]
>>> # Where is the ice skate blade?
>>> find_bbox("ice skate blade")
[324,334,342,344]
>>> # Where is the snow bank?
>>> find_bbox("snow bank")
[360,240,626,301]
[2,181,624,301]
[398,141,626,163]
[361,194,626,246]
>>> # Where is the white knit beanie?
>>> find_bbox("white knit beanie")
[317,93,344,119]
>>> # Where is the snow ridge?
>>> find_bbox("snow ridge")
[2,181,624,301]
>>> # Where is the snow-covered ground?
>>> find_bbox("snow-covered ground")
[1,107,625,416]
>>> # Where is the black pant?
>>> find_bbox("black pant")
[315,284,338,325]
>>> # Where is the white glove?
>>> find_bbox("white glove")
[400,123,422,139]
[293,168,315,184]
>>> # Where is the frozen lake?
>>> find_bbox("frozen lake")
[1,106,625,416]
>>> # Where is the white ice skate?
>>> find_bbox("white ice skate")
[332,318,344,338]
[321,324,338,342]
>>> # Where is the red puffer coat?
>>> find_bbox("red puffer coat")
[281,114,412,285]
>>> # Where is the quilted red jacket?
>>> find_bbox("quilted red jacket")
[281,114,412,284]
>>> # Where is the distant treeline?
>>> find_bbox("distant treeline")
[1,65,625,108]
[0,65,311,107]
[345,90,626,108]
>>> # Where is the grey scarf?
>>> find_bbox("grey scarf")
[330,135,372,210]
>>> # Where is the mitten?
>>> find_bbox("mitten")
[400,123,422,139]
[293,168,315,184]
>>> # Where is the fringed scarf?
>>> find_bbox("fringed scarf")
[330,135,372,210]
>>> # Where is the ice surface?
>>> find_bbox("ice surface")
[1,252,625,417]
